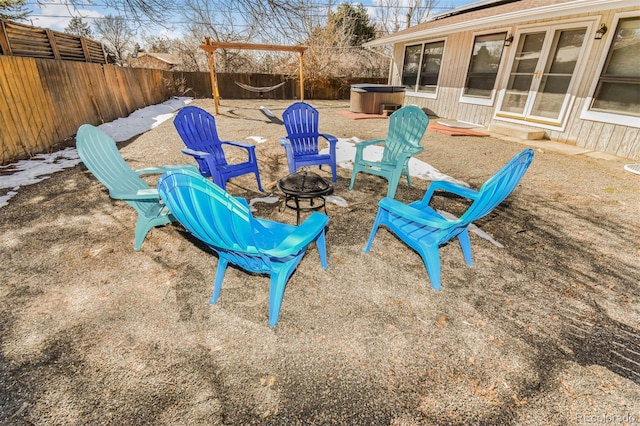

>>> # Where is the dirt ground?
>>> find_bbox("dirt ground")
[1,99,638,425]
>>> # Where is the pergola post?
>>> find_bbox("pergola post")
[299,50,305,101]
[199,40,307,115]
[206,50,219,115]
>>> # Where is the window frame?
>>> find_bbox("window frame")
[580,11,640,128]
[400,38,447,99]
[460,29,511,106]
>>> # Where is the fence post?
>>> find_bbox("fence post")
[80,37,91,62]
[45,29,61,60]
[0,21,11,55]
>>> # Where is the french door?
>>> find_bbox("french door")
[497,23,591,126]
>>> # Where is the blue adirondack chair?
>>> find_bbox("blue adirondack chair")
[75,124,197,251]
[364,149,534,290]
[280,102,338,182]
[156,169,329,327]
[349,105,429,198]
[174,106,264,191]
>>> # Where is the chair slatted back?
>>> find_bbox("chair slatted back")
[76,124,157,215]
[77,125,147,192]
[174,106,228,173]
[382,105,429,163]
[282,102,321,156]
[157,170,261,257]
[461,149,534,224]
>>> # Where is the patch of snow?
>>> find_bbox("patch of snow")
[0,97,193,209]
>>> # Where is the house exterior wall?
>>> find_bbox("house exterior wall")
[129,56,173,70]
[389,5,640,160]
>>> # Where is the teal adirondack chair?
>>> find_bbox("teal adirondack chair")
[364,149,534,290]
[76,124,197,251]
[157,169,329,327]
[349,105,429,198]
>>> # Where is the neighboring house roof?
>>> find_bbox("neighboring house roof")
[365,0,638,47]
[136,53,181,65]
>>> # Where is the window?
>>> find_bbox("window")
[401,45,421,88]
[402,41,445,94]
[464,32,507,98]
[590,17,640,116]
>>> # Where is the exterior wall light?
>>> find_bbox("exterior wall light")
[595,24,607,40]
[504,34,514,46]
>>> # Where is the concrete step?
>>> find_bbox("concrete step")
[488,123,547,140]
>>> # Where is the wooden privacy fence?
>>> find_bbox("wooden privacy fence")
[0,52,385,163]
[0,55,212,163]
[218,73,386,100]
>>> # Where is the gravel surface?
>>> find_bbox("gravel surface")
[1,99,638,425]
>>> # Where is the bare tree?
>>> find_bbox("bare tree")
[94,15,135,64]
[302,4,388,96]
[60,0,307,33]
[376,0,438,33]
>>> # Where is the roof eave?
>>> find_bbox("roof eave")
[364,0,638,47]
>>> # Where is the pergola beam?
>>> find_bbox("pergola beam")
[200,38,308,114]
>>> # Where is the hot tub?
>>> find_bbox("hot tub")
[350,84,406,114]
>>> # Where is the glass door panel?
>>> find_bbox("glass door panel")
[530,28,586,119]
[501,32,545,115]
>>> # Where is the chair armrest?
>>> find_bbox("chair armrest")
[262,212,329,258]
[319,133,338,144]
[354,138,386,150]
[394,146,424,164]
[379,197,455,229]
[279,137,291,147]
[407,145,424,155]
[221,140,256,150]
[423,181,479,205]
[181,148,209,159]
[135,164,198,175]
[109,188,160,200]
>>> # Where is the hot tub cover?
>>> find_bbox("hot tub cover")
[351,84,406,93]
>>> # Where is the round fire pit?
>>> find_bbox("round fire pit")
[277,170,334,224]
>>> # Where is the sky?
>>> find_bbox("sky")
[25,0,480,38]
[0,96,503,246]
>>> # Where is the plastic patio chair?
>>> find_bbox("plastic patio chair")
[349,105,429,198]
[157,168,329,327]
[623,163,640,175]
[75,124,197,251]
[364,149,534,290]
[173,105,264,191]
[280,102,338,182]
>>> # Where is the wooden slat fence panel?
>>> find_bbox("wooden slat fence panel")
[0,57,196,163]
[0,57,57,159]
[4,22,54,59]
[173,71,213,98]
[0,19,106,64]
[215,73,385,99]
[54,32,87,62]
[85,39,106,64]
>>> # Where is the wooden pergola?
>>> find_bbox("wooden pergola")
[199,38,308,115]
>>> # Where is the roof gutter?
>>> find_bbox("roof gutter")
[364,0,638,47]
